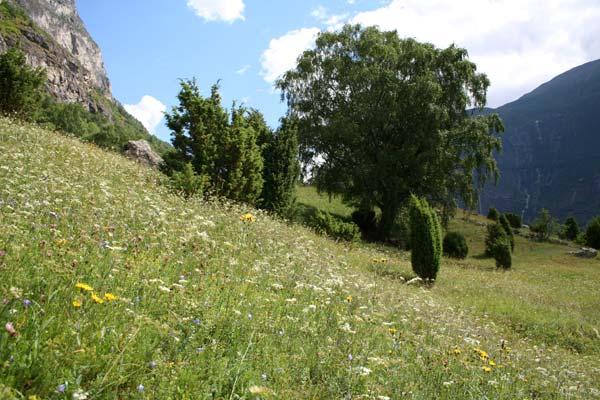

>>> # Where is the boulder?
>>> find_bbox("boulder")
[568,247,598,259]
[125,140,164,168]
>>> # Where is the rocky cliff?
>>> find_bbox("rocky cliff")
[0,0,112,112]
[480,59,600,224]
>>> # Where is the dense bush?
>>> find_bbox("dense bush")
[170,163,207,199]
[259,115,300,216]
[352,208,378,238]
[165,81,264,205]
[487,207,500,221]
[443,232,468,259]
[530,208,558,241]
[0,47,45,119]
[504,212,522,229]
[486,223,512,268]
[309,210,361,242]
[485,223,506,256]
[585,217,600,250]
[409,195,442,281]
[562,217,580,241]
[499,214,515,251]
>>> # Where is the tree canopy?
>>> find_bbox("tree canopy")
[0,47,45,119]
[277,24,504,239]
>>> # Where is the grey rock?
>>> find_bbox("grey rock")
[568,247,598,259]
[125,140,164,168]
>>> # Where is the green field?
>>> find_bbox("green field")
[1,118,599,399]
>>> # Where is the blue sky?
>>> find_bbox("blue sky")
[77,0,600,142]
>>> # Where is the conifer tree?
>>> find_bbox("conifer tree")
[409,195,443,281]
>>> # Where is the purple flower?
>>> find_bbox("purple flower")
[0,250,5,257]
[348,354,353,362]
[56,383,66,393]
[23,299,32,308]
[192,318,201,326]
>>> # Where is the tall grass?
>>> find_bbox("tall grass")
[1,118,599,399]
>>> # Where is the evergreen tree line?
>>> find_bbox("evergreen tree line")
[162,79,299,216]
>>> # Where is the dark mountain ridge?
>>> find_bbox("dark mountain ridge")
[481,59,600,224]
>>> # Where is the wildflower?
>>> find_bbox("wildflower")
[0,250,5,257]
[91,293,104,304]
[5,322,17,337]
[453,348,462,355]
[240,213,256,223]
[10,287,22,298]
[23,299,32,308]
[75,283,93,292]
[388,327,397,335]
[72,389,89,400]
[355,366,372,376]
[346,295,353,303]
[137,384,145,393]
[489,360,496,366]
[56,384,67,393]
[261,373,268,381]
[348,354,353,361]
[72,299,82,308]
[248,386,269,395]
[103,293,118,302]
[149,361,157,369]
[192,318,201,325]
[482,366,492,373]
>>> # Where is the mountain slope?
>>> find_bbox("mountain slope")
[1,118,599,398]
[481,59,600,223]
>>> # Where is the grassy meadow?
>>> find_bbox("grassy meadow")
[1,118,600,399]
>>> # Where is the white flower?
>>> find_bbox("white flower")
[354,366,372,376]
[72,389,89,400]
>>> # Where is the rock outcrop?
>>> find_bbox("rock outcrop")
[0,0,112,112]
[125,140,164,168]
[568,247,598,259]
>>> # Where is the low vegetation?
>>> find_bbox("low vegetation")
[1,119,600,398]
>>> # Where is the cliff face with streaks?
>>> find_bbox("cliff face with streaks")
[0,0,112,112]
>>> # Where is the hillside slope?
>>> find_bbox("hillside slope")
[1,119,599,399]
[480,59,600,223]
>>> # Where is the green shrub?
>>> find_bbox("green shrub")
[485,223,506,256]
[0,47,45,119]
[491,239,512,269]
[585,217,600,250]
[409,195,442,281]
[170,163,207,199]
[562,217,579,241]
[485,223,512,268]
[310,210,361,242]
[487,207,499,221]
[530,209,559,241]
[352,208,378,238]
[499,214,515,252]
[504,212,522,229]
[443,231,468,259]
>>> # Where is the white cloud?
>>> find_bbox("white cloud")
[351,0,600,106]
[187,0,245,23]
[124,96,166,134]
[236,64,251,75]
[260,27,320,83]
[311,5,348,31]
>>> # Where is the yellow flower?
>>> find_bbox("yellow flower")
[489,360,496,366]
[91,293,104,304]
[240,213,256,222]
[104,293,118,302]
[75,282,93,292]
[28,396,41,400]
[482,366,492,373]
[388,328,397,335]
[346,295,353,303]
[72,299,82,308]
[453,348,462,355]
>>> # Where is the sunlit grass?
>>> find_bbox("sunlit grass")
[1,118,599,399]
